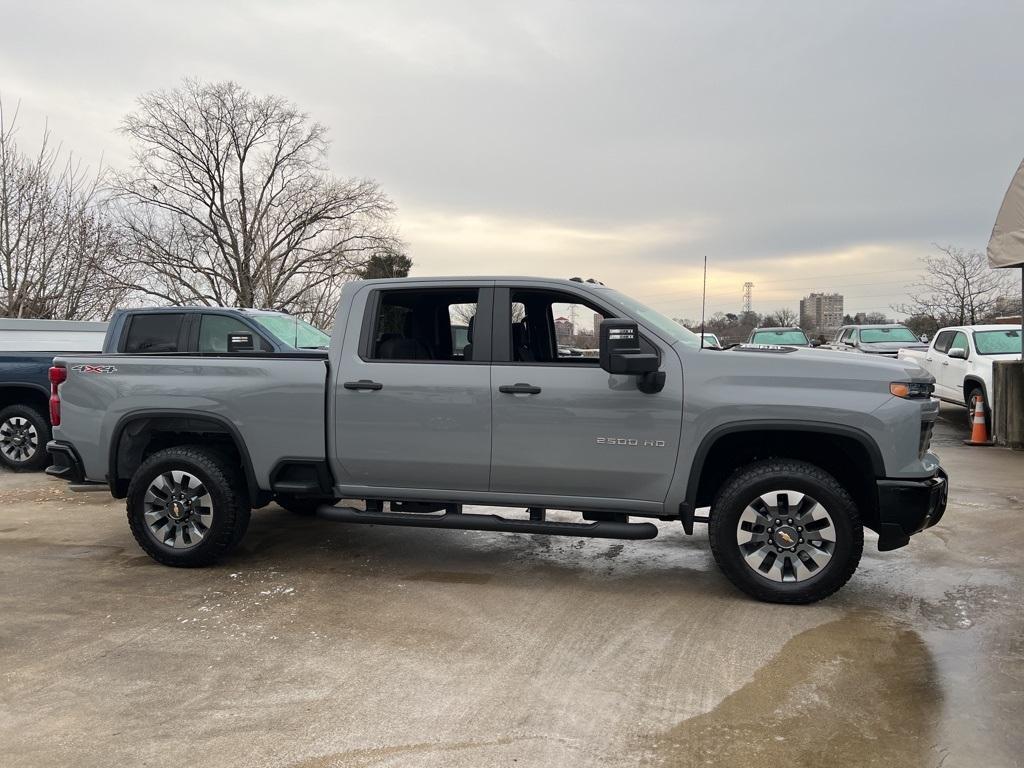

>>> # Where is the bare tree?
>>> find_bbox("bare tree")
[0,99,132,319]
[894,245,1016,325]
[762,307,798,326]
[108,80,404,323]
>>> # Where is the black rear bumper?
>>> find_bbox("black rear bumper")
[875,467,948,551]
[45,440,86,484]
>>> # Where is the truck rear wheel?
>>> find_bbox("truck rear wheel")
[0,404,50,472]
[708,459,863,604]
[126,446,250,567]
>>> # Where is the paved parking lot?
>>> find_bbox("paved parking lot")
[1,403,1022,767]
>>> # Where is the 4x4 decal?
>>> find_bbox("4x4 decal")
[70,364,118,374]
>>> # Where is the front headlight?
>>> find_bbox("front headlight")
[890,381,934,399]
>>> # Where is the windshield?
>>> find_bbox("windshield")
[860,327,918,343]
[974,329,1022,355]
[752,329,809,345]
[599,289,700,347]
[251,314,331,349]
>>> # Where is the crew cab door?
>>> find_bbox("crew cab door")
[938,330,971,403]
[332,283,493,491]
[928,330,958,399]
[488,286,683,504]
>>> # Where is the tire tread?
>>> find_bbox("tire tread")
[126,445,249,567]
[708,458,863,604]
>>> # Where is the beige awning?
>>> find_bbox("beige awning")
[988,156,1024,268]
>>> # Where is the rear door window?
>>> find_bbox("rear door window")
[122,314,186,353]
[367,288,483,362]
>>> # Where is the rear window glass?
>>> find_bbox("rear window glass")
[860,327,918,343]
[199,315,272,353]
[123,314,184,353]
[974,329,1022,355]
[751,330,809,345]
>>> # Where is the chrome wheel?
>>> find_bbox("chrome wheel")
[0,416,39,463]
[143,470,214,549]
[736,489,836,583]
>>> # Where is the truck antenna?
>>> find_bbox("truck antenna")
[700,255,707,349]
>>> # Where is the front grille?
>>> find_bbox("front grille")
[919,420,935,457]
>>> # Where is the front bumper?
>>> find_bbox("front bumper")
[45,440,86,484]
[874,467,948,551]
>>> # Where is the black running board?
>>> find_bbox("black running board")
[316,505,659,540]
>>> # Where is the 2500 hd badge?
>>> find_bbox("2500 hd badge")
[596,437,667,447]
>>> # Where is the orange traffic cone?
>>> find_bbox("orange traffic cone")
[963,395,994,446]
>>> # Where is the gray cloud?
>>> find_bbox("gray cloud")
[2,0,1021,316]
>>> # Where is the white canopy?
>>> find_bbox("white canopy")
[988,156,1024,268]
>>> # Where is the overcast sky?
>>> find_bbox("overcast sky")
[2,0,1021,318]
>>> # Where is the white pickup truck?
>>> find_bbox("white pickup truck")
[897,324,1022,426]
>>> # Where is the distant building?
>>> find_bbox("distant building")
[554,316,574,343]
[800,292,844,330]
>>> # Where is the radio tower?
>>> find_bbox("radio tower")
[742,282,754,314]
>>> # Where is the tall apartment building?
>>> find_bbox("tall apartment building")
[800,292,844,330]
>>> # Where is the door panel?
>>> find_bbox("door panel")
[335,361,491,490]
[332,284,493,491]
[488,285,683,503]
[489,361,684,501]
[940,331,970,404]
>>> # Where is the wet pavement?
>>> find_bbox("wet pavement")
[1,402,1022,767]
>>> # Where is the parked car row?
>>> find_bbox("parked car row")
[898,324,1022,428]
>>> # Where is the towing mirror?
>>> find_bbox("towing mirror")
[227,333,255,352]
[599,319,664,393]
[599,319,657,374]
[948,347,968,360]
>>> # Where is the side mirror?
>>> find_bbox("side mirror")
[599,319,664,393]
[948,347,967,360]
[227,333,255,352]
[843,339,855,347]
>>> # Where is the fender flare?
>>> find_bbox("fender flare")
[962,376,988,407]
[108,409,261,502]
[680,420,885,532]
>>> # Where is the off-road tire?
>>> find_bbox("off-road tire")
[275,495,339,516]
[0,403,50,472]
[708,459,863,604]
[127,445,250,567]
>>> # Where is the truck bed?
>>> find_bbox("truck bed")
[53,353,329,488]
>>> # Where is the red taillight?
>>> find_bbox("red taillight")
[48,366,67,426]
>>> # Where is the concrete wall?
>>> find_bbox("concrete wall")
[993,361,1024,450]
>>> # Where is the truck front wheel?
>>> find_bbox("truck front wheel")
[126,446,250,567]
[708,459,863,604]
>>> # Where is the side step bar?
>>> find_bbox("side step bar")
[316,505,659,540]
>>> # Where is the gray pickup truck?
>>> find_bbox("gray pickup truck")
[46,277,948,603]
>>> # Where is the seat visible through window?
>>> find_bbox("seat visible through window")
[368,288,479,362]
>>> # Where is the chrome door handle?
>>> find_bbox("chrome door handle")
[344,379,383,391]
[499,383,542,395]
